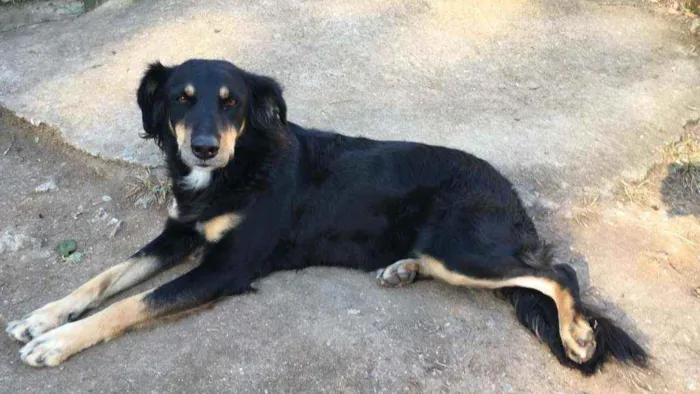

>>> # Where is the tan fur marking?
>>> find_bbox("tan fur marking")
[74,257,160,307]
[220,126,237,158]
[219,86,229,99]
[6,256,161,343]
[170,120,190,146]
[74,292,151,342]
[200,213,243,242]
[184,84,195,97]
[20,292,153,366]
[420,255,555,291]
[238,118,246,138]
[56,256,160,314]
[418,255,594,362]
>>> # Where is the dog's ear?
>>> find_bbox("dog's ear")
[245,73,287,131]
[137,62,173,145]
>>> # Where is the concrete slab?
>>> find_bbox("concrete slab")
[1,0,699,201]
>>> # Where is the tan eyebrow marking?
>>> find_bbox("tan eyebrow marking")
[219,86,229,99]
[184,84,195,97]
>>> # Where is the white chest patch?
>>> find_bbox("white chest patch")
[181,168,212,190]
[167,198,179,218]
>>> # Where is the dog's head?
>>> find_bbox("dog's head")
[137,59,286,170]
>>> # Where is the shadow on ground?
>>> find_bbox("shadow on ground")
[661,162,700,216]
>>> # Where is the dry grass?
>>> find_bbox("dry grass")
[124,169,172,206]
[572,193,600,227]
[684,0,700,14]
[657,0,700,15]
[572,125,700,221]
[616,127,700,207]
[618,178,654,206]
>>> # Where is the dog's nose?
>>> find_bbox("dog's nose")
[191,135,220,160]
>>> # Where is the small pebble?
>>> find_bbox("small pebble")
[108,219,123,239]
[96,207,109,221]
[0,228,42,253]
[691,19,700,35]
[102,195,112,202]
[34,180,58,193]
[64,252,85,263]
[73,205,84,220]
[526,81,540,90]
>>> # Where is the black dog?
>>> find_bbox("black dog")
[7,59,648,374]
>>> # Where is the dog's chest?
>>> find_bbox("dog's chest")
[168,195,245,240]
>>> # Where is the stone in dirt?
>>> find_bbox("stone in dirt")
[526,81,540,90]
[34,179,58,193]
[108,218,123,239]
[95,207,109,221]
[64,251,85,263]
[691,18,700,35]
[0,227,42,254]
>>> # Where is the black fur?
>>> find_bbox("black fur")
[133,59,648,374]
[501,262,648,375]
[136,62,173,146]
[502,288,649,375]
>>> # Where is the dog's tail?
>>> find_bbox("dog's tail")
[499,247,649,375]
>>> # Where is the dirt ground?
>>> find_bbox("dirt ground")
[563,125,700,392]
[0,110,699,393]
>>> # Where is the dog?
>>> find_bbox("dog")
[6,59,648,374]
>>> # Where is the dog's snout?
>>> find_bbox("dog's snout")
[191,134,220,160]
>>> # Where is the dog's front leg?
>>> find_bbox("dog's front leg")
[17,200,285,367]
[17,254,245,367]
[6,219,202,343]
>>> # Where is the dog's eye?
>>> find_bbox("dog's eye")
[223,98,237,108]
[178,94,190,104]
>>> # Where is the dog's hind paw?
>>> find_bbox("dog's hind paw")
[376,259,420,287]
[562,316,597,364]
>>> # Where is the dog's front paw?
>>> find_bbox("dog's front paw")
[6,301,72,343]
[19,323,82,367]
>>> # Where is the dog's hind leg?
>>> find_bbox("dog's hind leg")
[419,255,596,363]
[6,219,202,343]
[377,253,597,365]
